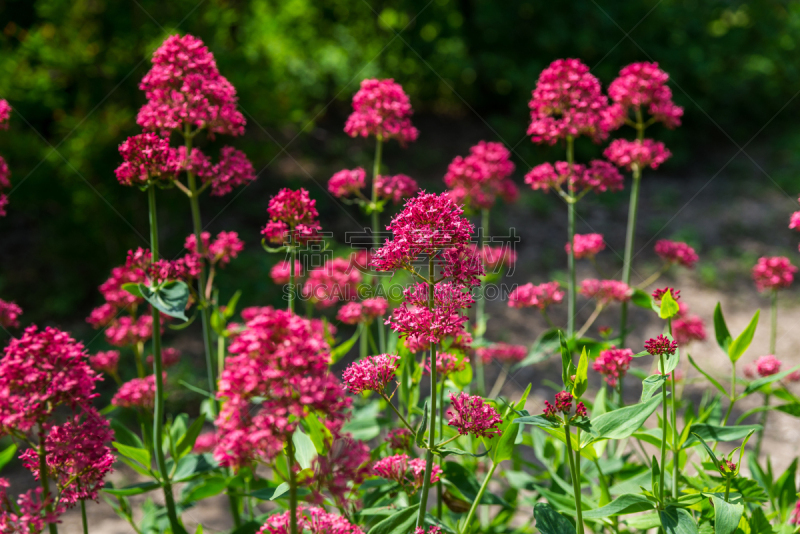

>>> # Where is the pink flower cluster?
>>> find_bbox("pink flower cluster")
[605,62,683,130]
[508,282,564,310]
[259,507,363,534]
[386,428,412,450]
[309,437,371,508]
[193,432,217,454]
[372,454,441,493]
[262,188,322,245]
[543,391,587,419]
[476,343,527,365]
[375,174,419,204]
[0,481,59,533]
[527,59,610,144]
[336,298,388,324]
[327,168,418,204]
[185,231,244,267]
[652,287,680,302]
[446,392,502,438]
[424,352,466,376]
[329,168,366,198]
[0,100,10,127]
[673,314,706,346]
[214,307,350,468]
[444,141,518,210]
[146,347,182,368]
[604,139,671,171]
[112,375,159,410]
[654,240,698,268]
[752,256,796,292]
[389,282,474,347]
[593,347,633,387]
[270,260,303,285]
[0,298,22,329]
[303,257,363,309]
[137,34,245,136]
[566,233,605,259]
[790,500,800,525]
[580,279,633,304]
[344,78,418,145]
[207,146,256,196]
[744,355,782,379]
[477,244,517,272]
[89,350,120,376]
[525,160,623,195]
[115,133,174,186]
[645,334,678,357]
[342,354,399,395]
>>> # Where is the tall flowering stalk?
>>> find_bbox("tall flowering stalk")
[604,62,682,345]
[645,333,678,504]
[526,59,620,336]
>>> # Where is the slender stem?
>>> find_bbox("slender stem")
[38,429,58,534]
[637,264,670,290]
[133,341,145,379]
[488,364,509,399]
[722,363,736,426]
[289,245,297,313]
[659,353,668,503]
[227,490,242,529]
[147,185,182,534]
[217,335,226,382]
[575,304,604,339]
[287,437,299,534]
[372,137,386,353]
[593,459,612,507]
[564,423,584,534]
[770,289,777,354]
[184,129,217,410]
[724,477,731,503]
[671,372,678,499]
[381,393,418,436]
[460,461,497,534]
[415,257,438,529]
[566,136,576,337]
[81,500,89,534]
[437,381,444,519]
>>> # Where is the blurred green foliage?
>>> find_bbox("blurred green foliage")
[1,0,799,325]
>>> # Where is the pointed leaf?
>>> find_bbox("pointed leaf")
[514,415,560,429]
[743,364,800,395]
[0,444,17,471]
[104,481,161,496]
[683,424,761,447]
[727,309,760,363]
[641,375,667,401]
[688,355,727,396]
[660,507,698,534]
[581,394,662,447]
[331,324,362,363]
[140,281,190,321]
[175,416,206,460]
[415,401,428,447]
[659,289,680,319]
[714,303,732,353]
[572,348,589,399]
[122,283,144,298]
[533,502,575,534]
[690,433,721,472]
[631,288,653,309]
[291,430,316,470]
[709,496,744,534]
[580,493,654,519]
[113,442,150,468]
[369,505,419,534]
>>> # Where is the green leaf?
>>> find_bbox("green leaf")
[533,502,575,534]
[113,442,151,468]
[291,430,317,470]
[659,289,680,319]
[172,454,217,482]
[709,496,743,534]
[304,413,333,456]
[776,458,797,518]
[683,424,761,447]
[559,330,574,390]
[110,419,145,450]
[122,282,144,298]
[775,402,800,417]
[688,355,727,397]
[713,303,732,353]
[631,288,653,309]
[175,416,206,460]
[641,375,667,401]
[660,507,698,534]
[580,493,654,519]
[103,481,161,496]
[140,281,190,321]
[626,512,662,530]
[748,506,775,534]
[0,444,17,472]
[727,309,760,363]
[690,433,721,472]
[514,415,560,428]
[181,476,227,503]
[572,347,589,399]
[443,462,506,506]
[224,290,243,319]
[435,447,490,459]
[250,482,289,501]
[368,505,419,534]
[581,395,662,447]
[416,401,428,447]
[330,324,362,363]
[743,364,800,395]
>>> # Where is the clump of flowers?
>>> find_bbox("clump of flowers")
[645,335,678,357]
[527,58,610,144]
[543,391,587,421]
[390,282,475,348]
[146,347,182,368]
[0,482,60,533]
[425,352,466,376]
[477,245,517,272]
[114,133,174,186]
[790,500,800,526]
[476,343,527,365]
[112,375,159,410]
[303,257,363,309]
[308,437,371,510]
[0,298,22,329]
[375,174,419,204]
[89,350,120,377]
[258,507,363,534]
[508,282,564,310]
[270,260,304,285]
[604,62,683,130]
[446,392,502,438]
[261,188,322,245]
[344,78,418,144]
[744,355,782,379]
[652,287,680,302]
[752,256,797,292]
[524,160,623,195]
[580,279,633,304]
[185,231,244,267]
[329,168,366,198]
[372,454,442,493]
[654,240,698,269]
[672,301,707,347]
[193,432,217,454]
[593,347,633,387]
[342,354,400,395]
[604,139,671,171]
[566,233,605,259]
[386,429,412,451]
[444,141,518,211]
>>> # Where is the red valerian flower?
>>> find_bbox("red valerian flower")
[207,146,256,196]
[328,168,367,198]
[593,347,633,387]
[580,279,633,304]
[604,62,683,130]
[389,282,474,347]
[386,428,413,450]
[309,437,371,509]
[752,256,797,291]
[604,139,671,171]
[424,352,466,377]
[790,500,800,525]
[0,299,22,329]
[89,350,120,376]
[475,343,527,365]
[342,354,400,395]
[749,355,781,377]
[261,188,322,245]
[645,335,678,357]
[185,231,244,266]
[115,133,174,186]
[446,392,502,438]
[444,141,517,211]
[371,454,442,493]
[375,174,419,204]
[654,240,698,268]
[566,233,605,259]
[651,287,680,302]
[344,78,418,145]
[0,481,60,533]
[508,282,564,310]
[303,257,363,309]
[543,390,587,420]
[270,260,304,285]
[673,315,706,346]
[112,375,159,410]
[258,507,363,534]
[524,160,622,194]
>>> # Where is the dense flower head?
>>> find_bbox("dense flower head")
[477,244,517,272]
[673,315,707,346]
[344,78,418,144]
[89,350,120,376]
[476,343,527,365]
[191,431,217,454]
[654,240,698,268]
[389,282,474,347]
[371,191,475,276]
[652,287,680,302]
[508,282,564,310]
[371,454,441,493]
[362,298,389,320]
[0,299,22,329]
[580,279,633,304]
[605,62,683,130]
[336,302,363,325]
[112,375,158,410]
[415,527,442,534]
[645,335,678,357]
[105,315,161,347]
[146,347,182,368]
[375,174,419,204]
[0,100,10,127]
[604,139,671,171]
[566,233,605,259]
[214,307,350,468]
[593,347,633,387]
[205,146,256,196]
[0,483,60,533]
[309,437,371,508]
[329,168,366,198]
[342,354,399,395]
[752,256,797,291]
[527,58,610,144]
[404,324,473,355]
[115,133,174,186]
[20,408,114,505]
[555,391,573,413]
[386,428,412,450]
[303,257,363,309]
[185,231,244,266]
[270,260,304,285]
[789,210,800,231]
[748,355,782,377]
[0,194,8,218]
[525,160,622,194]
[262,188,322,245]
[425,352,466,376]
[258,507,363,534]
[137,34,245,136]
[444,141,517,210]
[447,392,502,438]
[0,326,100,434]
[336,298,389,325]
[408,458,442,488]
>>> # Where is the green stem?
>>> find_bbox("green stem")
[564,423,584,534]
[372,138,386,353]
[132,341,145,379]
[566,136,576,337]
[38,429,58,534]
[227,489,242,529]
[289,245,297,313]
[460,461,498,534]
[217,335,226,383]
[770,289,777,354]
[381,393,418,436]
[722,363,736,427]
[80,500,89,534]
[415,257,438,530]
[659,353,668,503]
[184,130,217,411]
[147,185,182,534]
[287,437,299,534]
[437,381,444,520]
[724,477,731,503]
[593,456,616,534]
[671,372,678,499]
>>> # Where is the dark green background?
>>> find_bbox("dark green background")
[1,0,799,329]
